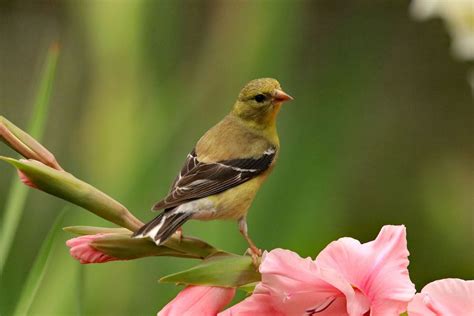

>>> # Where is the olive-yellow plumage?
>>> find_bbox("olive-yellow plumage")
[133,78,293,256]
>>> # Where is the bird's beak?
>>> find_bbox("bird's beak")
[273,89,294,102]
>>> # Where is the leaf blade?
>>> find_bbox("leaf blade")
[160,254,261,287]
[12,209,66,316]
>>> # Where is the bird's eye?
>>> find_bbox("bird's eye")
[254,94,266,103]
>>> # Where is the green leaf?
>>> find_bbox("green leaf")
[28,43,60,139]
[12,209,66,316]
[162,234,222,259]
[0,42,60,273]
[63,225,132,236]
[160,254,261,287]
[238,282,258,294]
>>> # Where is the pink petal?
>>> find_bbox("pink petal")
[219,284,284,316]
[158,286,235,316]
[315,225,416,315]
[408,278,474,316]
[66,234,121,264]
[259,249,344,315]
[316,266,370,315]
[224,249,352,316]
[17,169,38,189]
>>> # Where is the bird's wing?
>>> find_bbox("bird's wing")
[152,147,276,211]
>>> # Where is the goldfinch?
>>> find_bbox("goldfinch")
[133,78,293,256]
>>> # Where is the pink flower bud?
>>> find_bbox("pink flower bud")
[66,234,122,264]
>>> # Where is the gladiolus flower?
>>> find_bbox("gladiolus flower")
[314,225,416,315]
[158,285,236,316]
[221,225,415,316]
[408,278,474,315]
[66,234,122,264]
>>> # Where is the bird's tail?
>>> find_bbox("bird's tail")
[132,210,192,245]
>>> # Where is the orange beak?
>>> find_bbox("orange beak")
[273,89,294,102]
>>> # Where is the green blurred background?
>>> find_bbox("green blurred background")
[1,0,473,315]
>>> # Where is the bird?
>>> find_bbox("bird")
[133,78,293,258]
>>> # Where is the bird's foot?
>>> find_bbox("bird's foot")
[175,227,183,243]
[246,246,262,268]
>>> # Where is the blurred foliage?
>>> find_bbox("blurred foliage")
[0,0,473,315]
[0,42,59,273]
[12,209,66,316]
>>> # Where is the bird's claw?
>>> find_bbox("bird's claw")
[245,247,262,268]
[174,227,183,243]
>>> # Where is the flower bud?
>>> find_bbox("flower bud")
[65,226,220,261]
[0,116,62,170]
[0,157,143,232]
[67,234,121,264]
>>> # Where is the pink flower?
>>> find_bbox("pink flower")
[66,234,122,264]
[221,249,365,316]
[408,278,474,315]
[315,225,416,315]
[158,285,236,316]
[221,225,415,316]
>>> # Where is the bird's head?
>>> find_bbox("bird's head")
[232,78,293,128]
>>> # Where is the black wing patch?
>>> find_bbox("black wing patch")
[153,147,276,211]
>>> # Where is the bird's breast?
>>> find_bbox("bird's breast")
[195,115,279,163]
